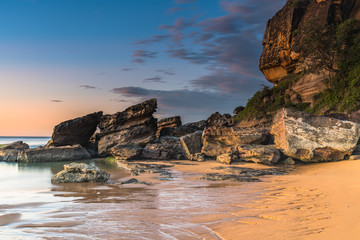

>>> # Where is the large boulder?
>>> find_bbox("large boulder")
[271,108,360,162]
[18,145,91,162]
[51,163,110,183]
[46,112,103,147]
[202,126,270,158]
[180,131,203,160]
[237,145,281,165]
[156,116,182,138]
[142,136,183,160]
[98,99,157,159]
[0,150,20,162]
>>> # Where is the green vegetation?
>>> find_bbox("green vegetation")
[235,19,360,122]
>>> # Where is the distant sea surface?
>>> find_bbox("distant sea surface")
[0,136,51,148]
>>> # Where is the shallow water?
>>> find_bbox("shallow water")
[0,160,263,240]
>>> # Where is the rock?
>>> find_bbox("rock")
[109,145,143,160]
[51,163,110,183]
[0,150,20,162]
[121,178,147,185]
[283,157,296,165]
[167,120,207,137]
[180,131,203,160]
[349,155,360,160]
[191,153,205,162]
[0,141,29,150]
[271,108,360,162]
[206,112,232,127]
[201,126,270,158]
[18,145,91,162]
[237,145,281,165]
[216,153,237,165]
[116,161,173,176]
[98,99,157,159]
[233,106,245,115]
[142,137,183,160]
[200,173,260,182]
[156,116,182,138]
[46,112,103,147]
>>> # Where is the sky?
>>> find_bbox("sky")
[0,0,286,136]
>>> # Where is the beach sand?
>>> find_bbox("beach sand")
[2,159,360,239]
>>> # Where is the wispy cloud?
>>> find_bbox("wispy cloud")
[121,68,135,71]
[156,69,176,75]
[51,100,63,103]
[143,76,165,83]
[79,85,100,90]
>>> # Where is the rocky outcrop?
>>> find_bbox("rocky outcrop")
[156,116,182,137]
[164,120,207,137]
[206,112,232,127]
[201,126,270,158]
[98,99,157,159]
[18,145,91,162]
[237,145,281,165]
[46,112,103,147]
[51,163,110,183]
[0,141,29,150]
[233,106,245,115]
[142,136,183,160]
[180,131,203,159]
[271,108,360,162]
[259,0,360,104]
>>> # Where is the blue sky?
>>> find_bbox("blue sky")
[0,0,286,135]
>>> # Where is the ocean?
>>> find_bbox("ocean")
[0,136,51,148]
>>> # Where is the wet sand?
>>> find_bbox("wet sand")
[1,159,360,239]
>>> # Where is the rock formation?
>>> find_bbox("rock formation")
[259,0,360,104]
[51,163,110,183]
[206,112,232,127]
[201,126,270,158]
[98,99,157,159]
[237,145,281,165]
[167,120,207,137]
[156,116,182,138]
[270,108,360,162]
[142,136,183,160]
[46,112,103,147]
[180,131,203,160]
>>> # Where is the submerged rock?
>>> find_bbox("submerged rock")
[98,99,157,159]
[51,163,110,183]
[46,112,103,147]
[271,108,360,162]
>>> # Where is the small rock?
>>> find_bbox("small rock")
[51,163,110,183]
[283,157,296,165]
[121,178,147,185]
[216,153,237,165]
[349,155,360,160]
[191,153,205,162]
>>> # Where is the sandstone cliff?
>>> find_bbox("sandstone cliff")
[259,0,360,105]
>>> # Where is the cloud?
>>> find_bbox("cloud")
[79,85,99,90]
[110,86,246,122]
[96,72,106,75]
[156,69,176,75]
[135,35,169,45]
[167,7,184,14]
[159,17,196,44]
[121,68,134,71]
[51,100,63,103]
[133,50,157,58]
[143,76,165,83]
[174,0,198,4]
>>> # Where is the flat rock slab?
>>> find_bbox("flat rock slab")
[52,163,110,183]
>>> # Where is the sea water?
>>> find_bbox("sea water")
[0,136,51,148]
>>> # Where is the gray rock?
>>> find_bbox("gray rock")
[46,112,102,147]
[18,145,91,162]
[0,141,29,150]
[51,163,110,183]
[156,116,182,138]
[109,145,143,160]
[271,108,360,162]
[180,131,203,159]
[167,120,207,137]
[0,150,20,162]
[142,137,183,160]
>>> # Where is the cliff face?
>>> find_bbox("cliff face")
[259,0,360,105]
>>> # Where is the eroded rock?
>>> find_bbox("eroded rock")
[180,131,203,159]
[156,116,182,138]
[237,145,281,165]
[271,108,360,162]
[46,112,102,147]
[51,163,110,183]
